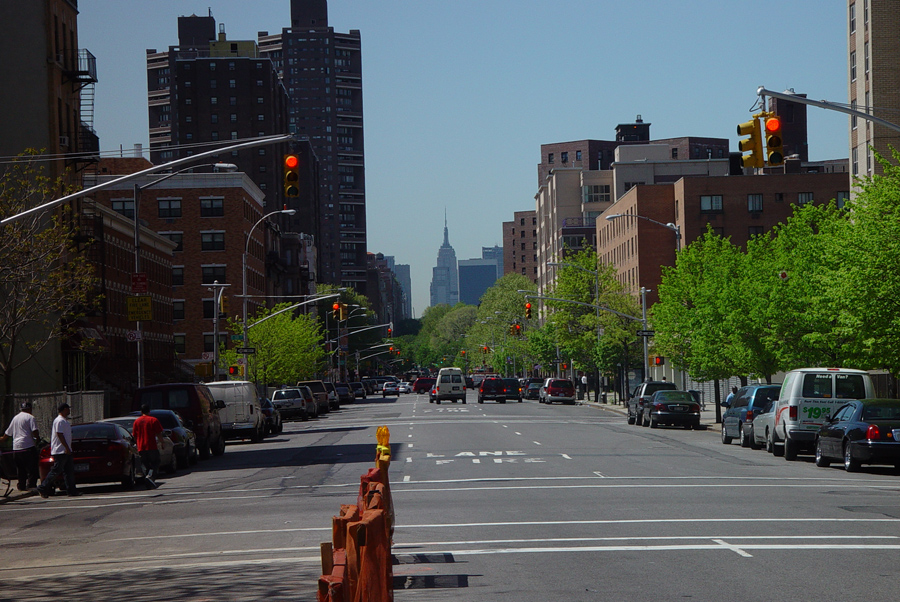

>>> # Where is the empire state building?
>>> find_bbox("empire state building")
[429,215,459,307]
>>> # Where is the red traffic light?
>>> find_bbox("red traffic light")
[284,155,299,169]
[525,302,531,309]
[764,117,781,134]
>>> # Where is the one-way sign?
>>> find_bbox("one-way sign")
[236,347,256,354]
[636,330,655,337]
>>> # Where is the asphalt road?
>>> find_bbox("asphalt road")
[2,390,900,601]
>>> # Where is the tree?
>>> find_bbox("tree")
[0,154,97,421]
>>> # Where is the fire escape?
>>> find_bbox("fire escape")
[62,48,100,173]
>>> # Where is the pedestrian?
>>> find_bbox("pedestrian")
[581,372,588,394]
[37,403,81,498]
[132,404,165,489]
[0,401,41,492]
[723,386,738,408]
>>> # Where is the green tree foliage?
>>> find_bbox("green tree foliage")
[0,154,97,419]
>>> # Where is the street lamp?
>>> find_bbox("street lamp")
[133,162,237,388]
[242,207,296,377]
[605,213,681,251]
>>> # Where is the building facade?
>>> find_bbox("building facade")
[258,0,368,294]
[503,210,538,284]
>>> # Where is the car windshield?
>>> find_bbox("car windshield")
[73,424,118,440]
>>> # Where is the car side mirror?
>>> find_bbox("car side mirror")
[216,400,226,409]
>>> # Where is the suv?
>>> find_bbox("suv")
[540,378,576,405]
[721,384,781,448]
[296,380,330,415]
[478,377,508,404]
[135,383,225,459]
[272,387,313,421]
[503,378,523,402]
[412,377,436,394]
[335,383,354,405]
[628,381,677,425]
[324,382,340,410]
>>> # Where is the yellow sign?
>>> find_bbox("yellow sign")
[127,295,153,321]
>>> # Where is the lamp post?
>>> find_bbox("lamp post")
[604,212,681,251]
[133,162,237,388]
[242,207,296,379]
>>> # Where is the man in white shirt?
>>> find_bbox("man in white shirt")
[37,403,81,498]
[0,402,40,491]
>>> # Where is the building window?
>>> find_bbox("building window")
[184,115,192,123]
[775,192,784,203]
[671,148,678,159]
[174,334,186,354]
[210,80,217,89]
[520,231,525,238]
[201,265,227,284]
[229,79,236,88]
[748,194,763,212]
[161,232,183,252]
[700,195,723,212]
[111,199,134,219]
[230,97,237,106]
[172,267,184,286]
[211,96,217,105]
[849,2,856,33]
[576,150,582,161]
[200,197,225,217]
[583,184,611,204]
[257,97,264,104]
[211,114,218,124]
[561,151,568,163]
[203,334,226,352]
[836,191,850,209]
[231,131,238,140]
[202,300,216,320]
[851,100,857,129]
[230,114,238,123]
[173,301,185,321]
[865,42,869,74]
[201,232,225,250]
[158,199,182,218]
[548,153,554,164]
[798,192,814,205]
[748,226,764,238]
[711,227,725,237]
[852,147,859,176]
[850,51,856,81]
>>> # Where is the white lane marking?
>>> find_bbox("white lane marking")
[403,476,411,482]
[392,517,900,530]
[406,457,412,463]
[533,441,542,445]
[393,535,898,547]
[503,425,508,428]
[408,434,412,438]
[593,471,607,478]
[561,454,572,460]
[472,459,481,464]
[408,443,413,448]
[713,538,753,557]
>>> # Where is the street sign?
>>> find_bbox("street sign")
[201,352,212,361]
[236,357,246,365]
[231,334,244,341]
[126,330,142,342]
[636,330,655,336]
[236,347,256,354]
[126,295,152,321]
[131,272,148,294]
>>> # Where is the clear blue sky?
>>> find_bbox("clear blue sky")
[78,1,850,317]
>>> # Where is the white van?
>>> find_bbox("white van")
[434,367,466,404]
[206,381,265,442]
[772,368,874,460]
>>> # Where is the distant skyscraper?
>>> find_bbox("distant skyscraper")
[392,263,413,319]
[482,246,503,277]
[429,214,459,307]
[458,259,498,305]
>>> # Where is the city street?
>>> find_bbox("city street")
[2,391,900,601]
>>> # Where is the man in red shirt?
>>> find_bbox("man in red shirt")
[132,404,165,489]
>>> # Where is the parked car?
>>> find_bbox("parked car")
[641,390,701,429]
[721,384,781,448]
[260,399,283,435]
[412,377,436,394]
[350,382,367,399]
[39,422,140,490]
[814,399,900,472]
[361,378,377,395]
[101,415,178,474]
[627,381,677,425]
[503,378,524,402]
[773,368,875,460]
[397,382,412,394]
[752,398,778,452]
[429,385,438,403]
[478,377,508,404]
[272,388,310,421]
[540,379,577,405]
[525,382,542,400]
[135,383,225,459]
[323,382,340,410]
[206,381,266,443]
[296,380,330,415]
[142,409,198,467]
[382,381,400,397]
[335,383,355,405]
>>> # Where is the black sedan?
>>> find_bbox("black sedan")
[642,390,701,429]
[815,399,900,472]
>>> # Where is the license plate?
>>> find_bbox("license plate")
[670,405,686,412]
[74,463,90,472]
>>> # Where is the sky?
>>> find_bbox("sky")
[77,1,851,317]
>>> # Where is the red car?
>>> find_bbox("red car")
[540,379,577,405]
[39,422,139,491]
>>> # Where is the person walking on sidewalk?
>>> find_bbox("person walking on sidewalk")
[0,402,41,491]
[132,404,164,489]
[37,403,81,498]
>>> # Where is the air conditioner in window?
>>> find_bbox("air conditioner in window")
[59,135,70,147]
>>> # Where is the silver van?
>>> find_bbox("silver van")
[434,367,466,404]
[772,368,874,460]
[206,381,266,443]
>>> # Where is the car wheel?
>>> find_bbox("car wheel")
[765,430,774,454]
[627,413,635,425]
[276,422,283,435]
[168,452,179,475]
[641,413,649,427]
[748,426,761,450]
[478,398,483,404]
[843,442,860,472]
[198,437,211,460]
[784,437,798,461]
[814,439,831,467]
[721,424,733,445]
[212,435,226,457]
[121,462,136,489]
[518,398,522,403]
[250,426,262,443]
[649,417,658,428]
[739,424,751,448]
[189,444,199,466]
[499,399,506,404]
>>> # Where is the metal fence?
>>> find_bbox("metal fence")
[10,391,105,443]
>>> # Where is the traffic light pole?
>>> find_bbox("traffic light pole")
[208,281,230,381]
[758,87,900,135]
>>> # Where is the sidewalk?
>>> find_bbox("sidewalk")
[579,393,720,430]
[0,485,38,504]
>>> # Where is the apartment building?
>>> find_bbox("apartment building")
[503,210,539,284]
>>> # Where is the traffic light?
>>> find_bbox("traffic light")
[460,349,466,356]
[228,366,239,376]
[654,356,665,366]
[525,302,532,320]
[561,363,568,370]
[508,324,515,336]
[737,117,764,169]
[387,328,392,338]
[764,115,784,166]
[283,154,300,198]
[332,302,340,320]
[482,346,489,355]
[219,295,229,319]
[514,323,522,337]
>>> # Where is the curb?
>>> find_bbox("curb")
[581,400,720,431]
[0,488,38,504]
